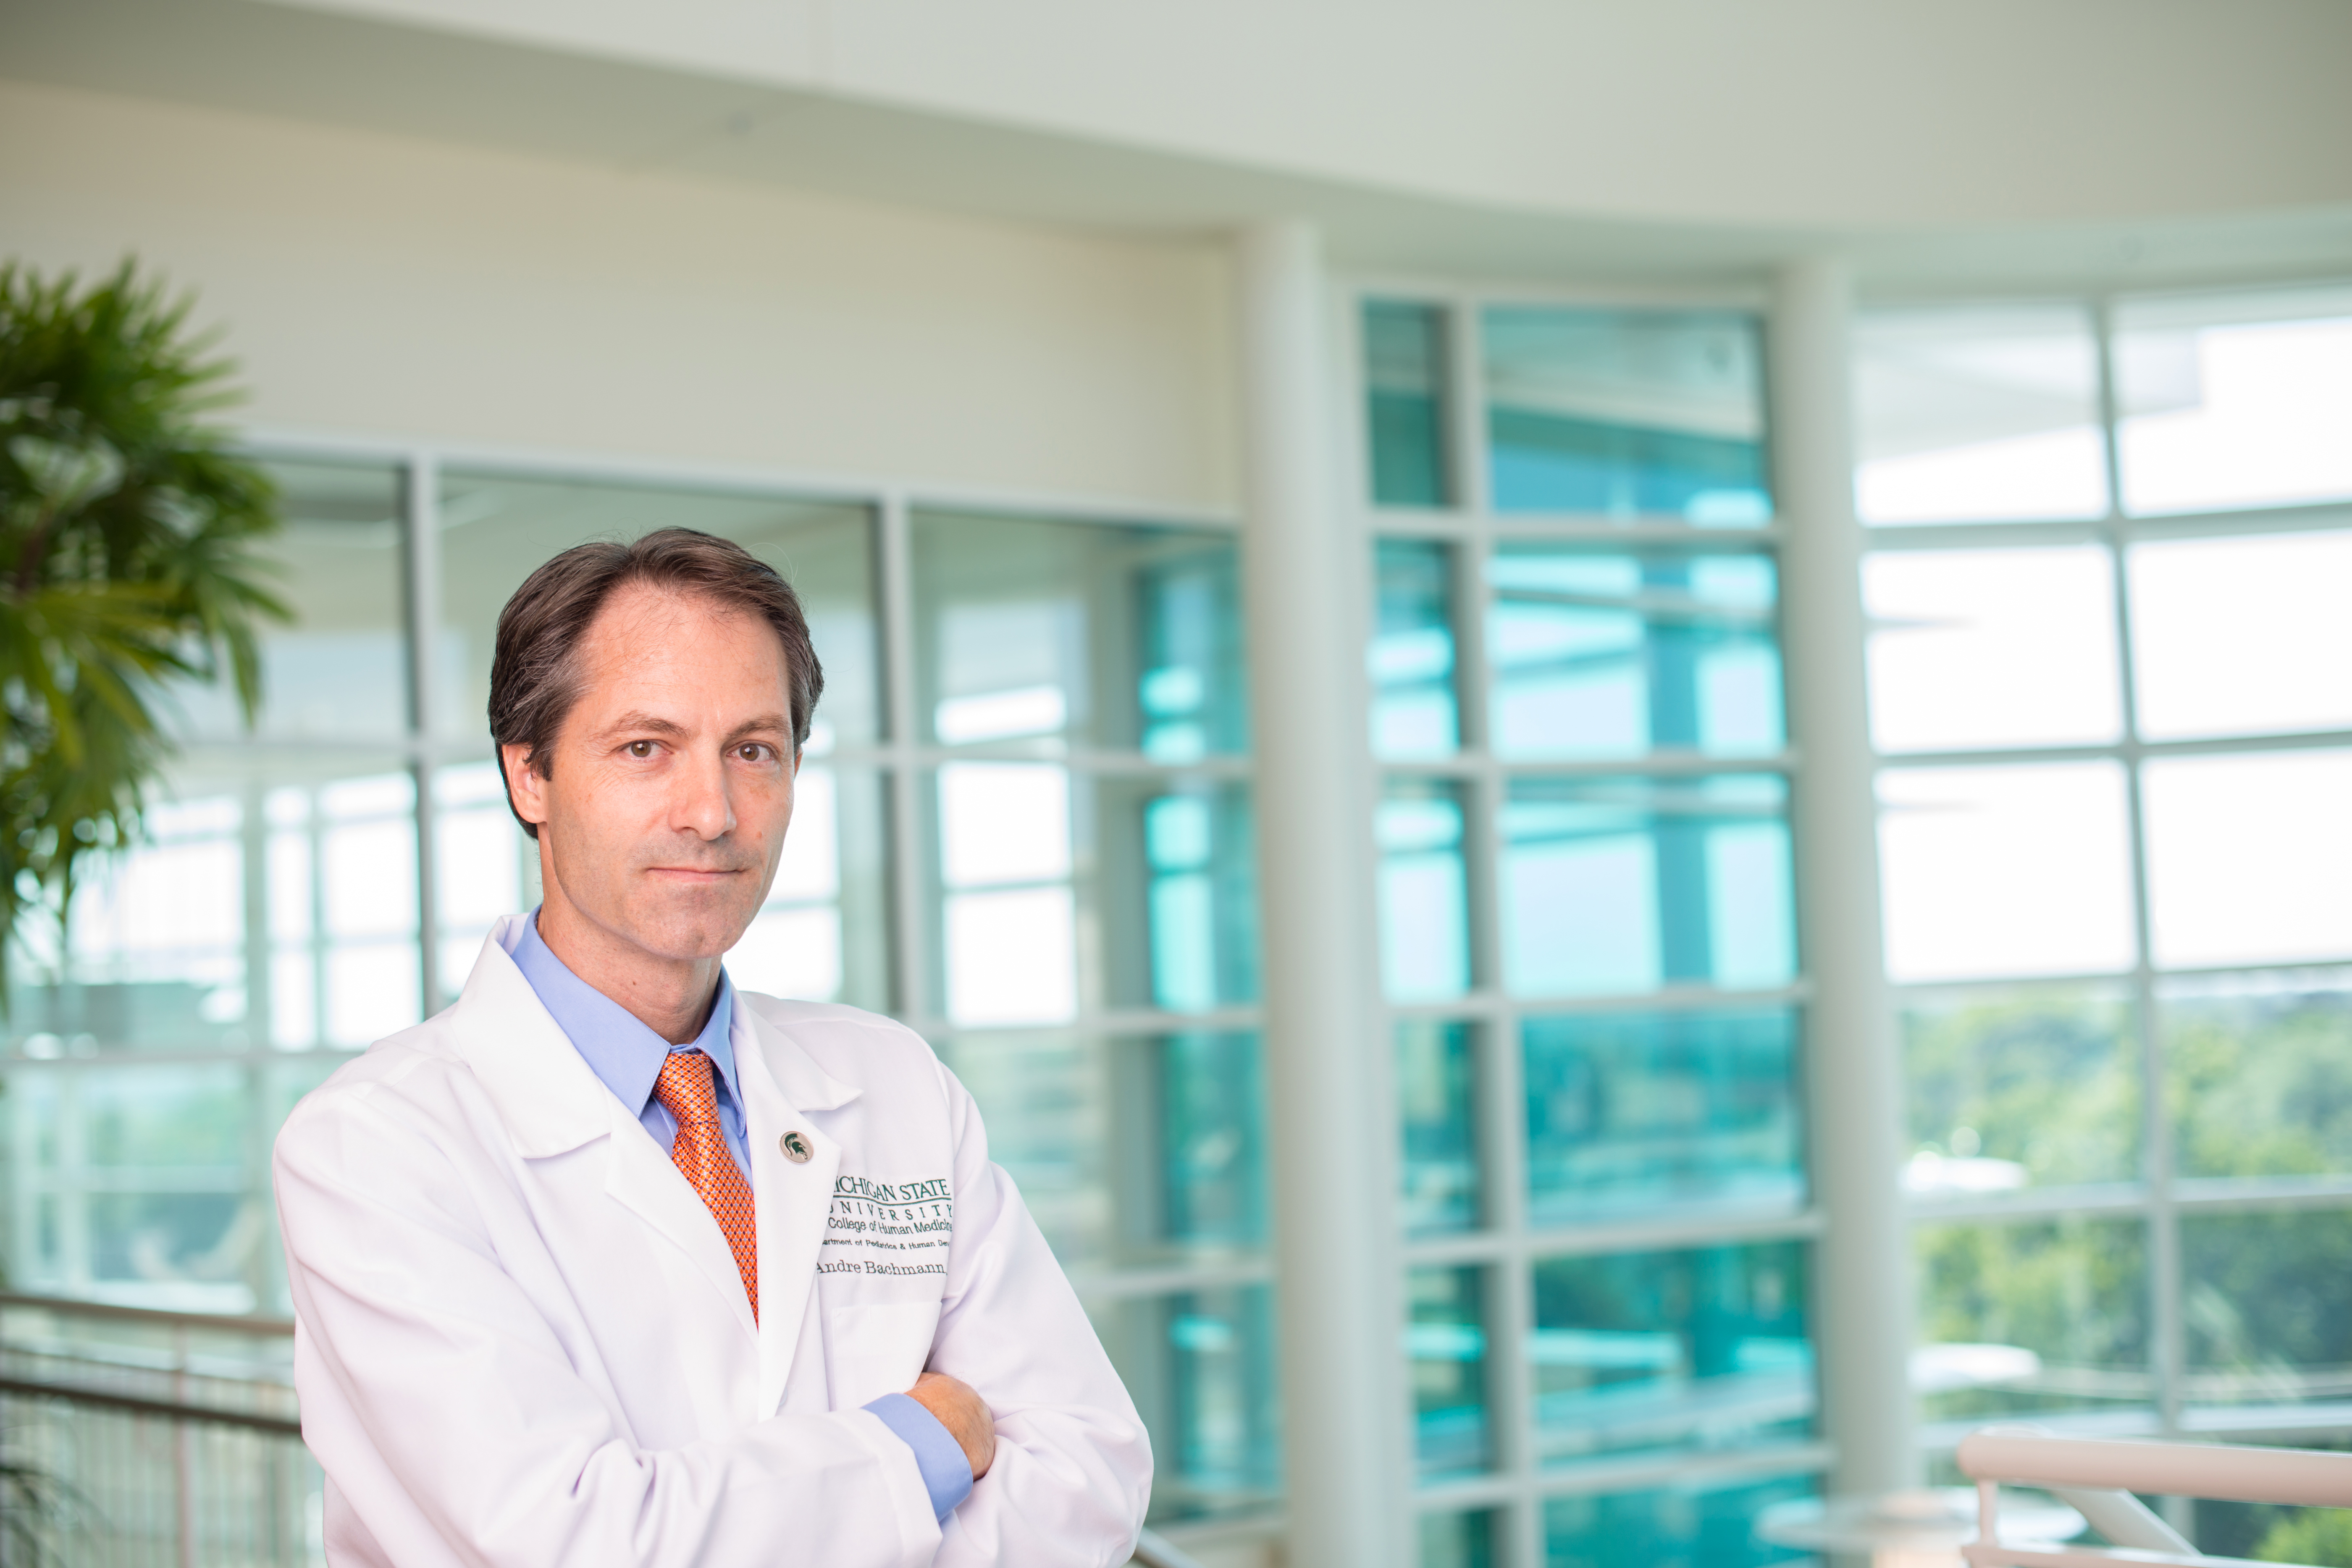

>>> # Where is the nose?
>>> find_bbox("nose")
[671,747,736,842]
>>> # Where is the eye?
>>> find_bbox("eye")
[626,740,656,759]
[737,743,772,763]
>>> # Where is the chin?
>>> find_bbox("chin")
[632,898,760,963]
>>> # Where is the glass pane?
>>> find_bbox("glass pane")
[1530,1241,1811,1465]
[2143,750,2352,969]
[4,1064,265,1311]
[167,459,409,742]
[2127,530,2352,742]
[1370,538,1459,759]
[9,754,423,1054]
[1864,547,2122,753]
[436,472,878,749]
[724,764,890,1013]
[1489,547,1783,761]
[1397,1020,1479,1236]
[913,511,1245,759]
[1543,1473,1816,1568]
[1409,1265,1491,1479]
[1378,779,1470,1002]
[432,761,535,1001]
[1852,305,2107,525]
[941,1030,1264,1273]
[1483,307,1770,525]
[2164,972,2352,1181]
[1502,775,1794,998]
[2116,286,2352,517]
[1523,1010,1802,1224]
[1901,989,2138,1193]
[2181,1211,2352,1412]
[1914,1218,2149,1429]
[2191,1476,2352,1566]
[1877,764,2137,982]
[1421,1509,1497,1568]
[1363,301,1452,508]
[1096,1286,1281,1524]
[929,769,1256,1024]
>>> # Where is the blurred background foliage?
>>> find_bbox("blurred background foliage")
[0,259,286,988]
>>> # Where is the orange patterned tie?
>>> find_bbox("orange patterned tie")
[653,1051,759,1321]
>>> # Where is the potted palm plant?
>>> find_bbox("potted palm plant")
[0,259,288,984]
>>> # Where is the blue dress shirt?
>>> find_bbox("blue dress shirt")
[505,912,973,1521]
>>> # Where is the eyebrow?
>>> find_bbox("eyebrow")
[592,712,793,746]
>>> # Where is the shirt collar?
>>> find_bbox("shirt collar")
[507,909,741,1121]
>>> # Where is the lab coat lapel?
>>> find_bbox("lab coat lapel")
[447,920,760,1344]
[732,1004,860,1418]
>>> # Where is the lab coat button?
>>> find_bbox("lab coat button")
[779,1131,813,1163]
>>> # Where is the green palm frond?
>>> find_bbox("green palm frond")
[0,257,288,997]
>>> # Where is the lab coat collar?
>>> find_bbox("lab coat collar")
[445,917,615,1159]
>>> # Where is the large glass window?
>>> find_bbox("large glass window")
[0,455,1265,1539]
[1863,283,2352,1483]
[1362,292,1814,1563]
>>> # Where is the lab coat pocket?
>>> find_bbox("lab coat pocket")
[826,1300,943,1409]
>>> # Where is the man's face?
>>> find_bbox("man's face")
[504,583,797,966]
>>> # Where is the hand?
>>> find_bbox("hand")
[907,1370,996,1481]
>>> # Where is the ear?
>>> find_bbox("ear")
[501,741,551,831]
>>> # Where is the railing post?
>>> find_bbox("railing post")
[175,1323,197,1568]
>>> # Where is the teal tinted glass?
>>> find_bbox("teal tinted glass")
[2182,1210,2352,1411]
[1371,538,1460,758]
[1903,989,2138,1192]
[1135,783,1260,1014]
[1502,775,1794,998]
[1410,1265,1491,1478]
[1484,307,1770,524]
[1098,1286,1281,1523]
[1421,1510,1497,1568]
[1530,1241,1812,1466]
[1523,1010,1802,1224]
[1488,547,1783,761]
[1543,1473,1816,1568]
[914,510,1245,758]
[1154,1031,1267,1250]
[1398,1019,1479,1234]
[938,1031,1109,1268]
[1915,1217,2149,1427]
[926,770,1257,1024]
[1378,779,1470,1002]
[940,1028,1265,1271]
[2164,974,2352,1180]
[1364,301,1452,507]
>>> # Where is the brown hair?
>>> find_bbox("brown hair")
[487,527,825,839]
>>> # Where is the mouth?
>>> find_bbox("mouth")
[644,867,752,884]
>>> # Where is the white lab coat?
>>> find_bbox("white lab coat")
[274,913,1150,1568]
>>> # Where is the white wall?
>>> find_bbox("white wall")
[270,0,2352,229]
[0,78,1239,507]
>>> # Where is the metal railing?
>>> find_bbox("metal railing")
[1959,1426,2352,1568]
[0,1293,314,1567]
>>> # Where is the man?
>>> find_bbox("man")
[274,528,1150,1567]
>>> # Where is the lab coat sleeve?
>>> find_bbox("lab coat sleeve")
[275,1080,943,1568]
[923,1061,1153,1568]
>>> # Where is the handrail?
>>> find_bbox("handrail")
[0,1375,303,1437]
[0,1292,295,1337]
[1957,1429,2352,1508]
[1129,1528,1208,1568]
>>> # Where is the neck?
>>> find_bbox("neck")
[532,890,723,1045]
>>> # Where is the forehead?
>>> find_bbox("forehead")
[570,583,791,706]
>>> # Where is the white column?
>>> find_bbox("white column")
[1236,219,1410,1567]
[1771,259,1919,1498]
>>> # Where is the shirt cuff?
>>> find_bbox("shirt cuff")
[861,1392,974,1521]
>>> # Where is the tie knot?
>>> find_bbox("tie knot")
[653,1051,721,1126]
